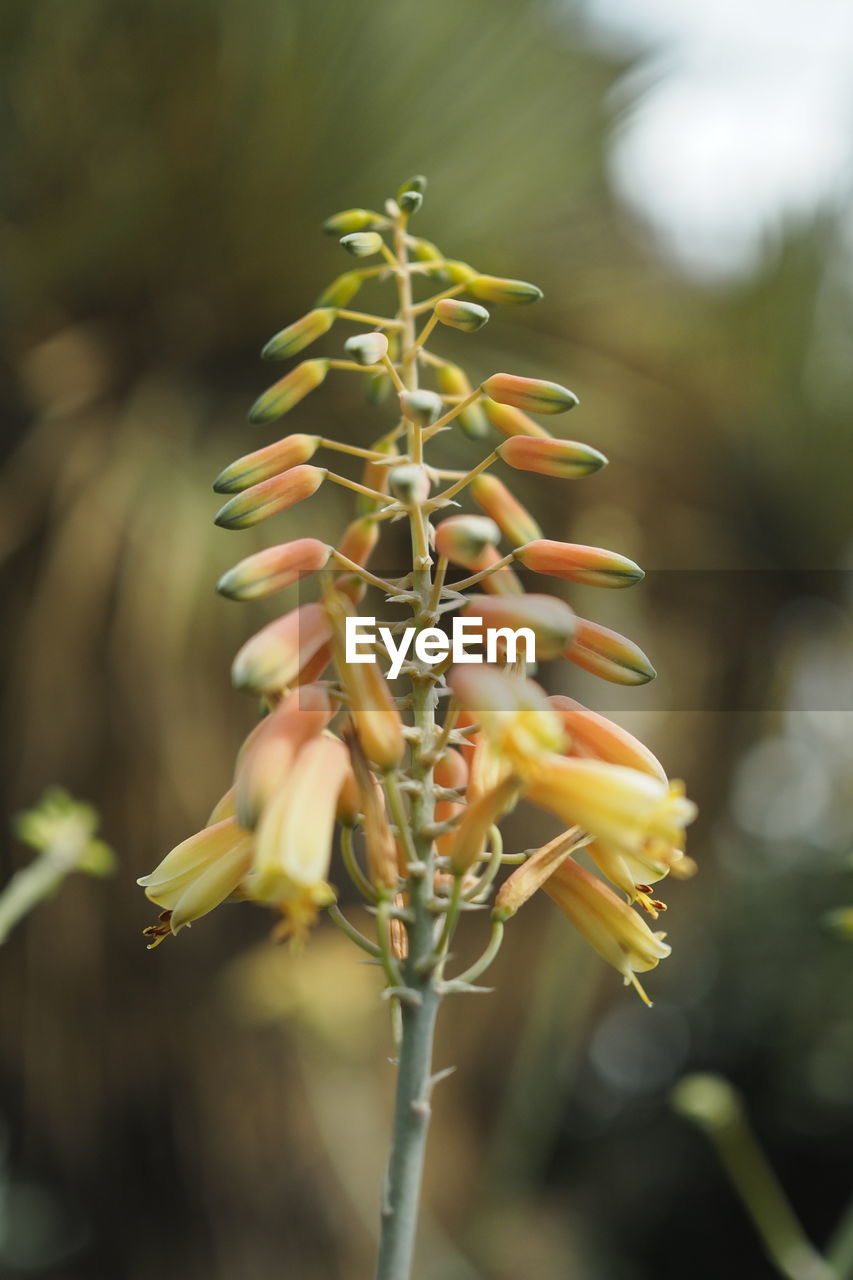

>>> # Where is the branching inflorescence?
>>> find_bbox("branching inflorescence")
[138,176,697,1279]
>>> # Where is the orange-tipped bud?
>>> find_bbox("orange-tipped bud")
[498,436,606,478]
[435,362,488,438]
[340,231,384,258]
[433,747,469,859]
[470,473,542,545]
[137,816,253,934]
[234,685,333,827]
[248,359,329,424]
[262,309,336,361]
[461,594,576,660]
[231,602,332,695]
[251,735,350,907]
[468,275,543,305]
[214,465,326,530]
[327,594,405,771]
[482,396,550,440]
[399,389,443,426]
[543,857,671,1001]
[435,515,500,566]
[389,464,431,505]
[476,548,525,595]
[317,271,363,307]
[516,540,643,587]
[565,616,657,685]
[442,260,478,284]
[213,434,320,494]
[323,208,384,236]
[335,516,380,604]
[357,433,398,517]
[447,776,520,874]
[344,331,389,366]
[216,538,331,601]
[348,736,399,891]
[493,829,584,921]
[525,756,696,863]
[434,299,489,332]
[483,373,578,415]
[548,695,666,781]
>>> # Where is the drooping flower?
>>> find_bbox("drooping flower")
[138,817,254,944]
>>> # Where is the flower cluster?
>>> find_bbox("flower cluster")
[139,177,696,1005]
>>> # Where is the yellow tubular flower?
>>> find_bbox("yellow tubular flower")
[543,857,671,1004]
[493,828,585,921]
[449,667,566,778]
[137,817,254,940]
[234,684,332,828]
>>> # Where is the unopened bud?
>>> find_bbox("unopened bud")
[213,433,320,493]
[358,433,398,516]
[389,464,431,505]
[516,540,643,587]
[443,260,478,284]
[248,359,329,424]
[232,602,332,695]
[447,776,519,874]
[323,208,384,236]
[317,271,363,307]
[435,299,489,332]
[435,362,488,438]
[565,616,657,685]
[399,190,423,215]
[549,695,666,780]
[398,174,428,199]
[409,237,442,263]
[499,435,606,478]
[340,231,384,258]
[435,514,500,565]
[399,388,443,426]
[483,373,578,415]
[482,396,549,440]
[214,465,325,529]
[327,594,405,771]
[494,830,583,921]
[335,513,380,605]
[234,685,332,827]
[470,473,543,545]
[468,275,543,305]
[344,331,389,366]
[216,538,332,601]
[262,309,336,361]
[461,593,576,659]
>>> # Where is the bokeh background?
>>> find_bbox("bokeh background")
[2,0,853,1276]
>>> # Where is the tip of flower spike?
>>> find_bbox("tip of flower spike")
[398,175,428,199]
[398,190,423,215]
[399,389,443,426]
[340,231,384,259]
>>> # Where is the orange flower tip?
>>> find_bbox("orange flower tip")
[231,604,332,696]
[322,208,385,236]
[498,435,605,478]
[389,464,431,505]
[470,473,543,545]
[212,434,321,493]
[468,275,543,305]
[482,373,577,415]
[216,539,332,601]
[344,331,389,366]
[434,299,490,332]
[317,271,363,308]
[261,309,336,360]
[340,231,384,258]
[213,466,326,529]
[248,359,329,424]
[435,514,500,563]
[399,389,443,426]
[516,540,644,587]
[566,618,657,685]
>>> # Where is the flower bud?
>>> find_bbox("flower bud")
[548,695,666,781]
[476,549,525,595]
[398,174,428,199]
[565,616,657,685]
[409,236,442,263]
[358,433,398,516]
[468,275,543,305]
[470,473,542,545]
[493,829,583,921]
[348,735,399,891]
[449,667,566,772]
[262,309,336,361]
[483,373,578,415]
[433,747,468,859]
[399,190,423,215]
[214,465,325,529]
[216,537,332,601]
[231,602,332,695]
[447,776,519,874]
[344,331,389,366]
[435,299,489,332]
[248,359,329,424]
[435,362,488,438]
[434,514,500,565]
[323,208,384,236]
[498,436,606,478]
[334,515,380,603]
[482,396,549,440]
[340,231,384,258]
[327,594,405,771]
[317,271,363,307]
[213,434,320,494]
[138,816,253,935]
[461,593,576,660]
[399,388,443,426]
[443,260,478,284]
[516,540,643,587]
[234,685,333,827]
[389,463,431,505]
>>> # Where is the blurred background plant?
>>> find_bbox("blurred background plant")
[1,0,852,1276]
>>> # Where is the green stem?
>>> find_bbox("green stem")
[0,850,71,944]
